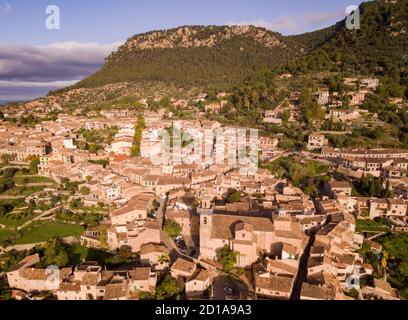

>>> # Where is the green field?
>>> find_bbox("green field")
[67,243,113,266]
[0,213,35,227]
[2,186,45,197]
[13,176,56,184]
[0,229,14,242]
[356,219,391,232]
[14,222,84,244]
[378,233,408,299]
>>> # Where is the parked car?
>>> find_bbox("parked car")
[223,287,237,296]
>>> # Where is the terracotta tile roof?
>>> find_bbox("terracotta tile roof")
[300,283,335,300]
[172,258,196,274]
[267,259,298,275]
[211,214,274,240]
[81,273,100,286]
[194,269,211,282]
[10,254,40,271]
[310,245,326,255]
[140,243,168,255]
[111,205,136,217]
[167,208,190,219]
[60,281,81,292]
[157,176,191,185]
[128,193,155,209]
[387,198,406,205]
[129,268,151,281]
[103,282,128,300]
[146,220,160,230]
[20,268,48,280]
[60,268,73,280]
[308,256,324,268]
[256,274,293,293]
[235,222,254,233]
[189,269,211,283]
[275,229,303,240]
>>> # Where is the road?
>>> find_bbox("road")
[213,275,250,300]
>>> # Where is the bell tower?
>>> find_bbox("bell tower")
[198,194,214,259]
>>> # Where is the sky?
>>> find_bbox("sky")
[0,0,365,102]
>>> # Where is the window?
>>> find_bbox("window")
[87,286,91,290]
[203,217,207,225]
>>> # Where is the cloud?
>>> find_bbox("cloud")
[0,41,122,82]
[0,41,122,100]
[302,10,345,24]
[0,80,80,88]
[0,2,11,14]
[226,9,346,35]
[0,80,81,101]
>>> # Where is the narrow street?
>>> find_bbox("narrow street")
[156,195,182,261]
[290,231,316,300]
[156,196,167,229]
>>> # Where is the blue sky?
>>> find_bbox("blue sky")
[0,0,365,101]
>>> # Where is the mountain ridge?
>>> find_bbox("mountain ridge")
[72,24,337,90]
[11,0,408,110]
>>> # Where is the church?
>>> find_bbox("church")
[198,195,308,267]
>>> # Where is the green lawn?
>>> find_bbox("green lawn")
[2,186,44,197]
[72,205,109,214]
[14,176,56,184]
[0,198,25,207]
[67,243,113,266]
[0,212,35,227]
[14,222,84,244]
[356,219,391,232]
[0,229,15,242]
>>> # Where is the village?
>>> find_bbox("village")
[0,74,407,301]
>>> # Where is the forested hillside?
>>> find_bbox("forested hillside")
[73,25,336,90]
[283,0,408,86]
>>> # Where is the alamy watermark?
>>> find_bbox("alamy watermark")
[45,5,60,30]
[43,4,364,32]
[345,266,361,291]
[147,123,259,176]
[45,265,60,290]
[345,5,360,30]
